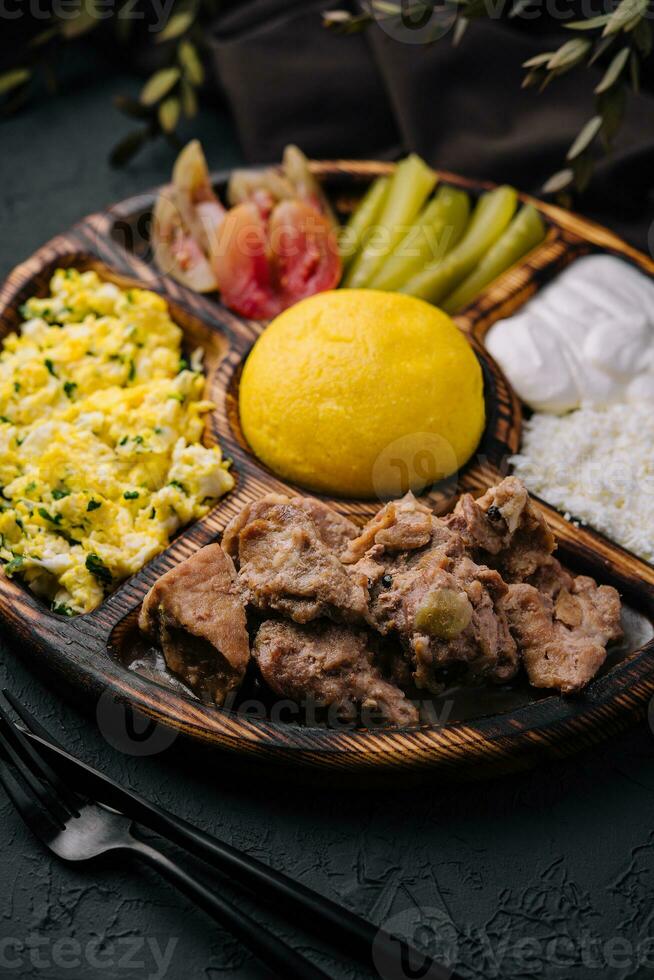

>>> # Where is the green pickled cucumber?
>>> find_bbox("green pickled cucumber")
[339,175,390,271]
[442,204,546,313]
[343,154,437,288]
[399,186,518,305]
[368,186,471,292]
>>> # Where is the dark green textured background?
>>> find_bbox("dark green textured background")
[1,48,654,980]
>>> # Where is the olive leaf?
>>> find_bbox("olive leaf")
[565,14,611,30]
[522,67,546,88]
[158,96,181,133]
[140,67,181,106]
[452,16,468,44]
[322,8,372,32]
[0,68,31,96]
[178,40,204,86]
[566,115,603,160]
[372,0,403,14]
[542,168,574,194]
[522,38,591,90]
[522,52,554,68]
[602,0,649,37]
[156,11,194,43]
[508,0,533,19]
[547,38,591,70]
[622,2,650,32]
[594,45,630,93]
[322,8,352,24]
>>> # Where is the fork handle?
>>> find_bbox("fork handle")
[123,837,330,980]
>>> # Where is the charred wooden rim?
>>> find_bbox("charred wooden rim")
[1,159,653,779]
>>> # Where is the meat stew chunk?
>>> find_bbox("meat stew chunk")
[223,494,357,557]
[138,478,623,719]
[341,492,435,564]
[501,575,622,694]
[223,495,370,626]
[449,475,580,599]
[253,619,419,726]
[139,543,250,705]
[368,550,520,693]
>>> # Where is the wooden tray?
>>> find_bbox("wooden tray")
[1,160,654,780]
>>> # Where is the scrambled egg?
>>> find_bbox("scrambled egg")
[0,268,234,614]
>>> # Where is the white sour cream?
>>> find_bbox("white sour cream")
[486,254,654,413]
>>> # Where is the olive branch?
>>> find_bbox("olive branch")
[324,0,653,195]
[0,0,216,166]
[1,0,651,182]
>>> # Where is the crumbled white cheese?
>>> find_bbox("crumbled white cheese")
[511,402,654,563]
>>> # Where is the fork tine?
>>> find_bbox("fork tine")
[3,689,66,751]
[0,748,63,842]
[0,695,82,816]
[0,718,70,828]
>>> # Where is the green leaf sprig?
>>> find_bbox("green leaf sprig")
[110,3,207,166]
[524,0,651,193]
[0,0,213,166]
[324,0,653,195]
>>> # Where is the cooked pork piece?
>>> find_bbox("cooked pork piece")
[341,492,435,564]
[253,619,419,726]
[223,493,358,558]
[449,476,579,598]
[223,496,370,625]
[368,549,519,693]
[450,476,555,557]
[139,544,250,705]
[138,476,623,716]
[221,493,287,560]
[525,555,574,599]
[341,493,519,692]
[291,497,358,553]
[501,575,622,694]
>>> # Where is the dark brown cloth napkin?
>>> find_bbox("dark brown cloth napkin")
[209,0,402,162]
[208,0,654,251]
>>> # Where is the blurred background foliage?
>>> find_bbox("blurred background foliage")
[0,0,652,192]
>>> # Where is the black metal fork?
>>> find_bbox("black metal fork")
[0,694,329,980]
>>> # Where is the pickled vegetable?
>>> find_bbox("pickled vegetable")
[368,187,471,292]
[343,154,437,288]
[282,144,339,229]
[229,146,338,229]
[152,140,225,293]
[414,588,473,640]
[339,175,390,270]
[214,200,341,320]
[400,186,518,304]
[442,204,546,313]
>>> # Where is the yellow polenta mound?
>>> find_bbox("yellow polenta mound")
[239,290,485,498]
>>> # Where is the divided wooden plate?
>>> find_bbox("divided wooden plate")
[1,161,654,779]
